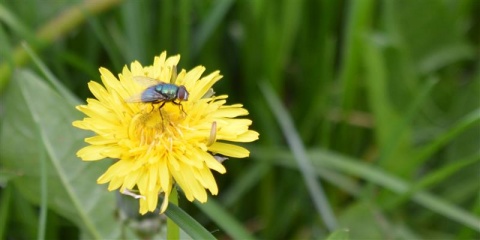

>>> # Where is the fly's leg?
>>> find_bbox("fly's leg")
[173,100,187,117]
[158,101,167,127]
[144,102,167,130]
[146,103,155,114]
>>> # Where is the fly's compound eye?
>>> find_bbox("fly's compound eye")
[177,86,189,101]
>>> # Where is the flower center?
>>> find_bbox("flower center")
[129,105,184,148]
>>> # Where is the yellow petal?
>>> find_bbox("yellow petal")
[195,167,218,195]
[208,142,250,158]
[108,176,123,191]
[182,66,206,95]
[99,67,125,98]
[189,71,222,100]
[147,189,159,212]
[77,145,106,161]
[220,130,260,142]
[123,170,141,189]
[159,188,170,213]
[159,161,171,193]
[210,107,248,118]
[139,198,148,215]
[152,52,167,76]
[148,163,158,191]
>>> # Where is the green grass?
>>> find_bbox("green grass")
[0,0,479,239]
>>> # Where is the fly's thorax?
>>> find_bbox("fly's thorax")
[155,84,178,100]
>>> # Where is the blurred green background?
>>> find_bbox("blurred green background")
[0,0,479,239]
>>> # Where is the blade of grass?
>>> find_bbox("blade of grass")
[317,150,480,232]
[326,228,350,240]
[460,191,480,238]
[178,0,191,64]
[221,163,271,208]
[362,34,410,169]
[85,14,123,71]
[419,43,475,74]
[22,42,79,105]
[13,191,38,239]
[192,0,235,57]
[254,148,480,232]
[377,74,438,165]
[56,51,99,80]
[120,0,147,62]
[386,152,480,209]
[0,186,12,239]
[0,3,38,44]
[0,0,122,92]
[166,188,180,240]
[412,109,480,165]
[300,36,336,144]
[260,81,337,231]
[164,203,216,240]
[158,0,173,51]
[338,0,374,115]
[195,199,255,240]
[249,147,361,197]
[0,23,14,72]
[38,140,47,240]
[264,0,304,93]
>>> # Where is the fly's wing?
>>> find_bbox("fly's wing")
[125,92,147,103]
[132,76,165,87]
[125,85,167,103]
[127,76,167,103]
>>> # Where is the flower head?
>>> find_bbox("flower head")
[73,52,259,214]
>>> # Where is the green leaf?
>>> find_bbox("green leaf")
[326,228,350,240]
[0,70,120,239]
[164,202,216,240]
[413,109,480,165]
[192,0,236,57]
[195,199,255,240]
[120,0,148,63]
[260,81,337,230]
[253,148,480,232]
[167,188,180,240]
[0,186,12,239]
[388,0,471,71]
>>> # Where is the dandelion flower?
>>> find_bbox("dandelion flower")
[73,52,259,214]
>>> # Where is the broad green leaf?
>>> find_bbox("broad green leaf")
[0,70,119,239]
